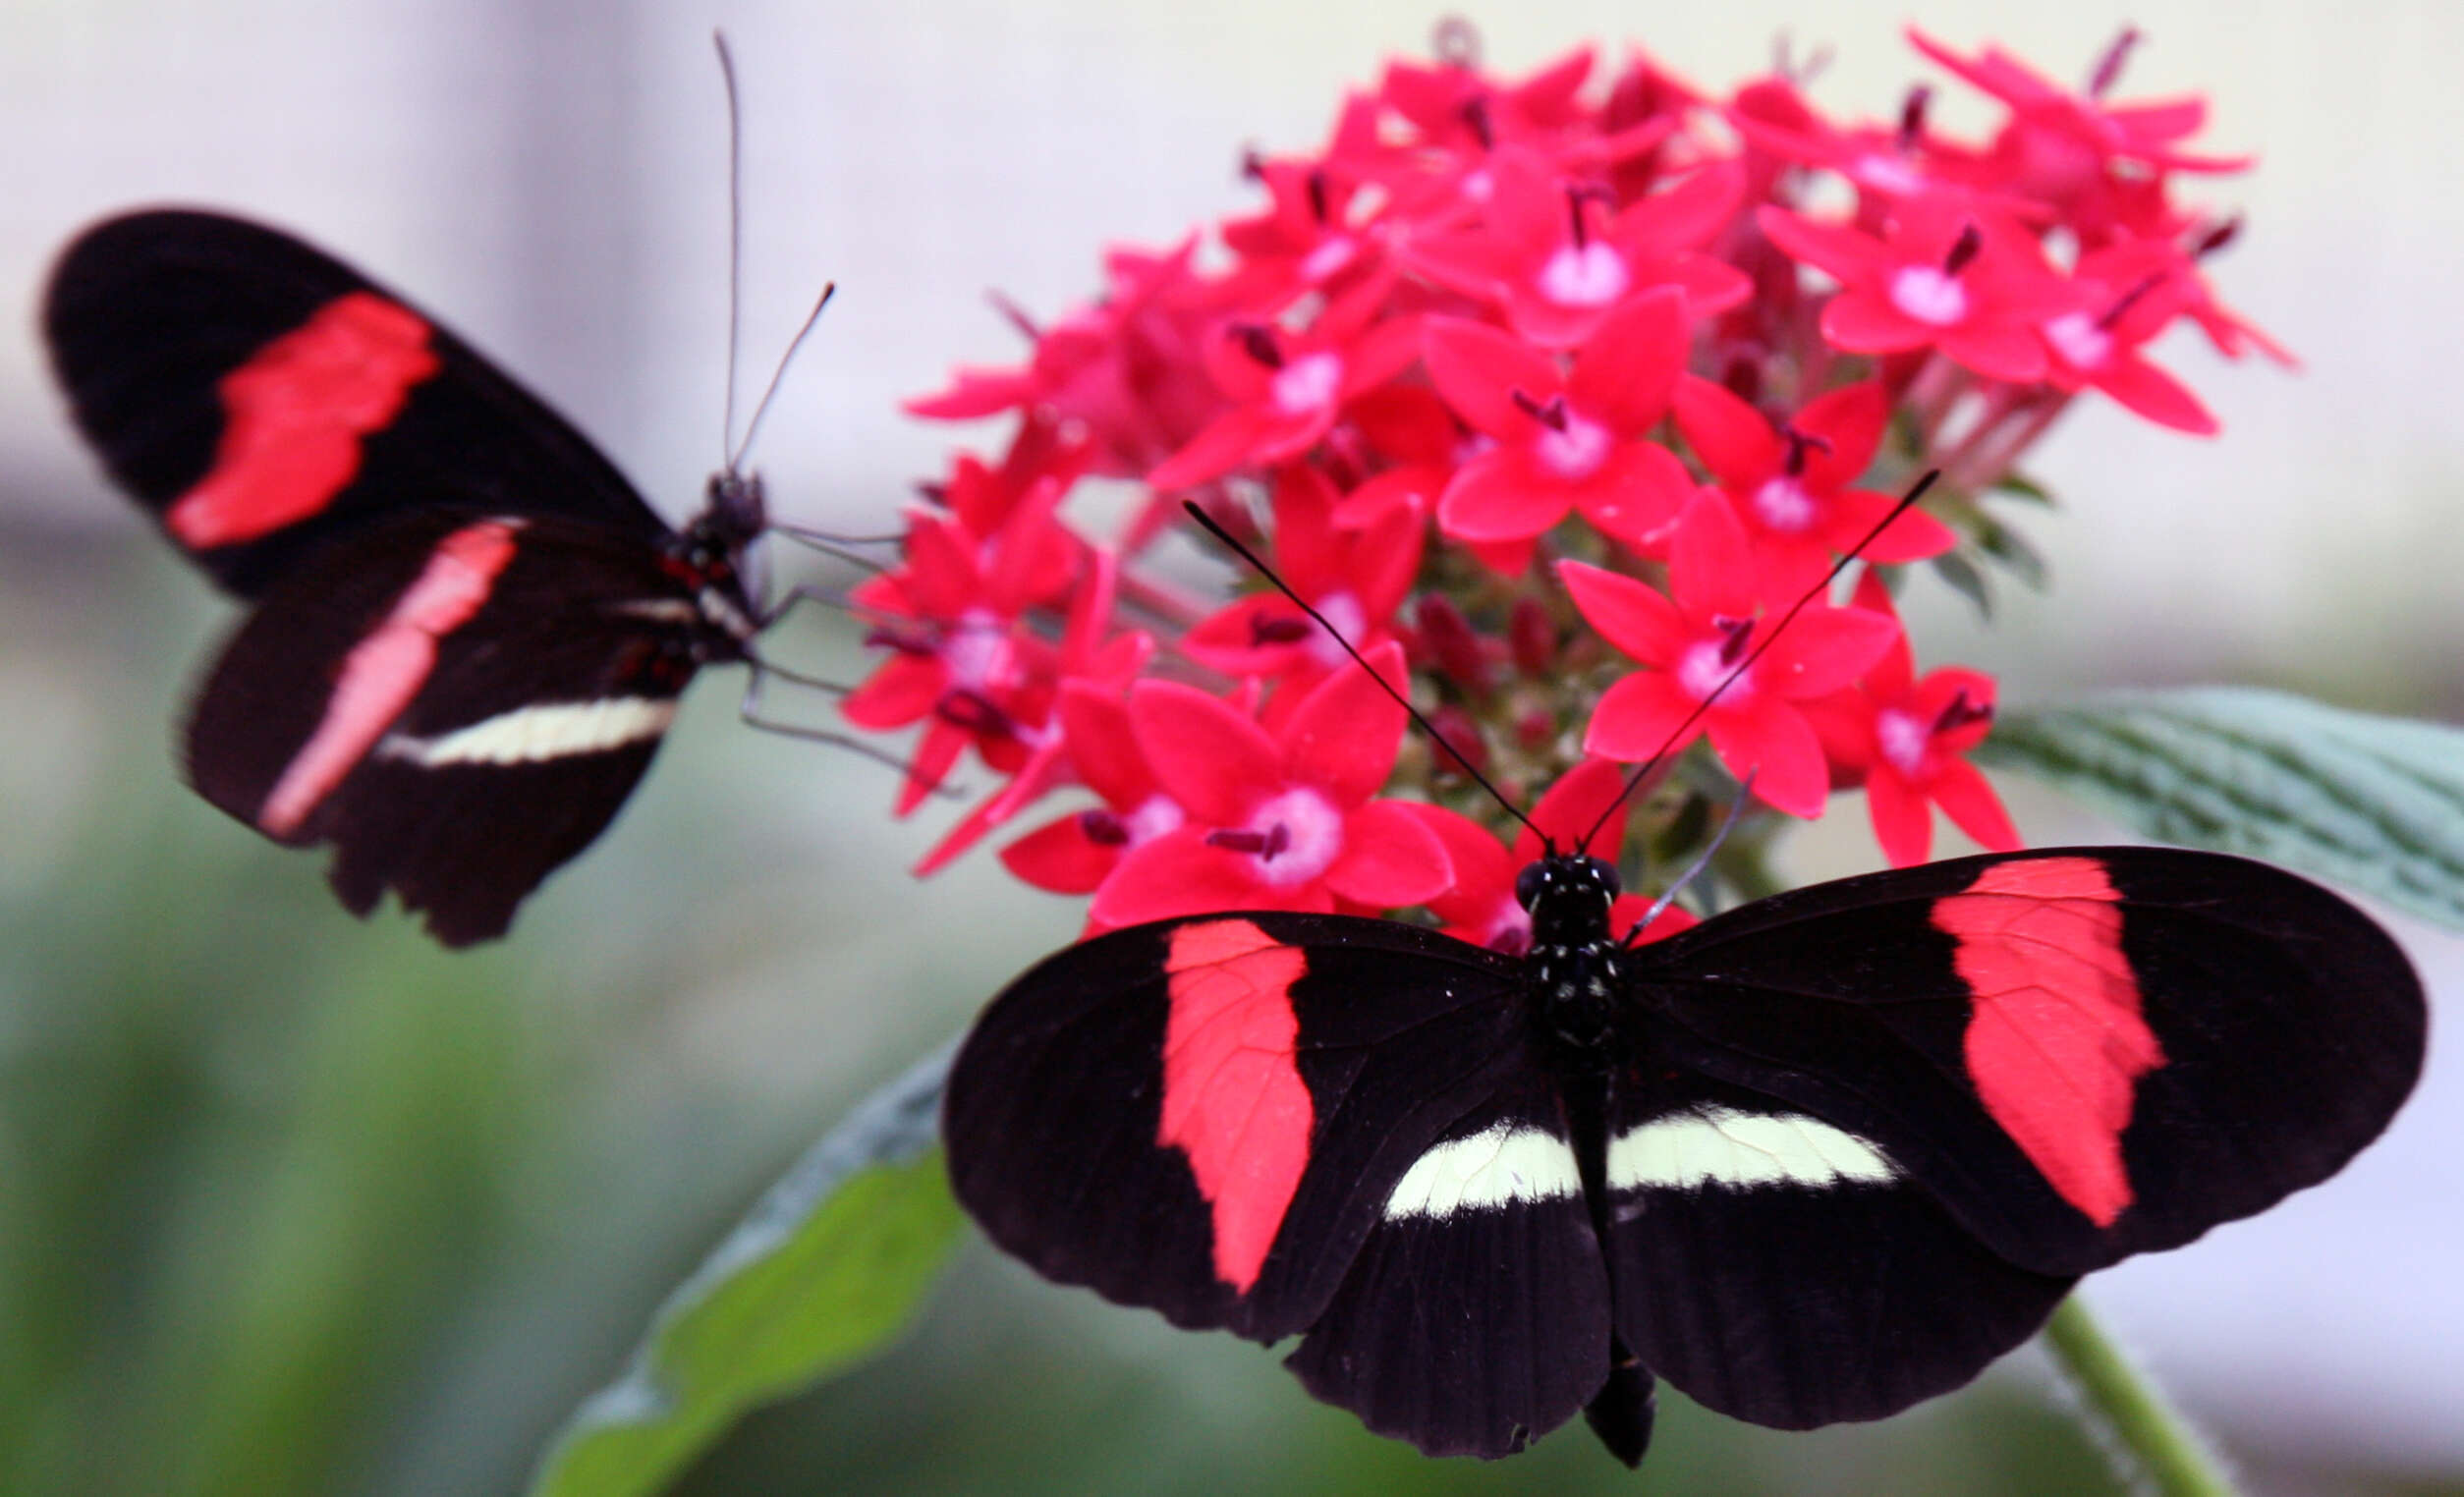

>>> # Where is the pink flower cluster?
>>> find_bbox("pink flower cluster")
[845,25,2280,939]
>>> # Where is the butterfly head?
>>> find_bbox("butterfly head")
[1516,852,1620,950]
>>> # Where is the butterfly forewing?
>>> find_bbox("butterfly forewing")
[43,209,667,596]
[186,512,721,945]
[945,912,1539,1342]
[1631,847,2427,1278]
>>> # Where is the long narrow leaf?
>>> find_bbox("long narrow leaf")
[1980,687,2464,930]
[528,1042,960,1497]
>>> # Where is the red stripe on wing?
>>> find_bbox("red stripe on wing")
[1933,856,2164,1226]
[1158,919,1314,1294]
[257,519,521,836]
[166,292,440,548]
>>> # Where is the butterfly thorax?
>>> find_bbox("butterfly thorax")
[1516,853,1632,1059]
[662,470,767,656]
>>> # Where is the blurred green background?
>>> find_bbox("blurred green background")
[4,2,2461,1494]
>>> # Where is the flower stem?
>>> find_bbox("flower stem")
[2042,1296,2240,1497]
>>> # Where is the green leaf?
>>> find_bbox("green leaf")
[1932,549,1993,618]
[1980,688,2464,931]
[528,1043,962,1497]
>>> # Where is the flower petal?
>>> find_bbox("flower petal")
[1760,606,1903,699]
[1668,488,1760,622]
[1706,702,1830,817]
[1438,449,1574,542]
[1567,286,1688,434]
[840,653,944,730]
[1283,640,1411,804]
[1423,315,1564,440]
[1671,374,1780,487]
[1130,681,1281,823]
[1521,757,1639,863]
[1559,561,1686,666]
[1325,799,1454,908]
[1000,813,1120,894]
[1056,682,1153,807]
[1866,766,1934,867]
[1583,670,1700,762]
[1930,756,2024,852]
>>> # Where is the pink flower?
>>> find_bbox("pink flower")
[1402,146,1751,349]
[1561,492,1900,817]
[1182,465,1423,681]
[999,678,1182,896]
[1759,194,2068,382]
[1146,271,1422,492]
[906,241,1221,478]
[1088,642,1452,928]
[1424,286,1695,552]
[1673,375,1956,595]
[1803,571,2021,865]
[1908,26,2249,243]
[2035,239,2221,434]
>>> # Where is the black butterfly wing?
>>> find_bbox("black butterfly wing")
[186,510,716,945]
[1625,847,2426,1280]
[43,208,670,596]
[944,913,1617,1458]
[1596,1066,2074,1431]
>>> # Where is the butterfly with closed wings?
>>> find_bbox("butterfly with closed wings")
[940,495,2429,1466]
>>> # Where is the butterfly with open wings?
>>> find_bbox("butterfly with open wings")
[940,499,2429,1466]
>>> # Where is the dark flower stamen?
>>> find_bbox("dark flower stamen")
[1207,823,1293,860]
[1079,809,1130,847]
[1234,323,1284,368]
[1250,614,1314,646]
[936,689,1015,738]
[1942,222,1984,277]
[2194,214,2243,259]
[1779,424,1833,477]
[2088,27,2142,99]
[1932,690,1994,735]
[1714,614,1756,666]
[2098,271,2169,331]
[1306,168,1331,226]
[1898,85,1932,151]
[1512,389,1571,432]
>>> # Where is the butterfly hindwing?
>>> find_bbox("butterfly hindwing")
[945,913,1540,1342]
[1283,1071,1615,1460]
[43,209,667,596]
[186,511,715,945]
[1596,1066,2074,1430]
[1631,847,2427,1278]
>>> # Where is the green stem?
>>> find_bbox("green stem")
[2042,1295,2240,1497]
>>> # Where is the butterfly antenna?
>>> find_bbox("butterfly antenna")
[728,284,836,471]
[715,29,748,471]
[1181,500,1545,846]
[1575,470,1941,855]
[1625,770,1755,945]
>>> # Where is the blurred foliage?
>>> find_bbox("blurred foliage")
[0,531,2453,1497]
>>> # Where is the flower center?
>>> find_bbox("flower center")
[941,610,1015,691]
[1537,242,1630,308]
[1853,154,1924,195]
[1535,411,1612,480]
[1888,264,1969,326]
[1270,352,1344,415]
[1677,638,1752,703]
[1876,707,1931,775]
[1305,591,1369,667]
[1300,236,1357,283]
[2042,310,2112,369]
[1208,787,1343,887]
[1752,475,1819,532]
